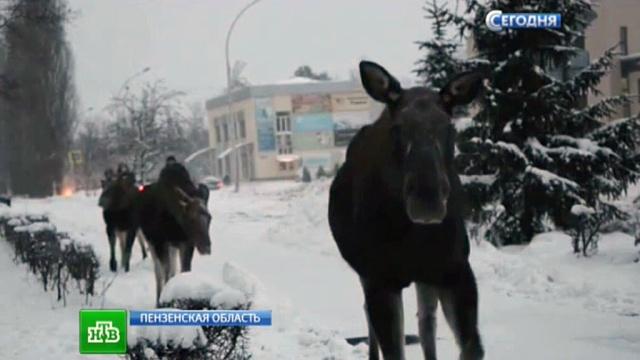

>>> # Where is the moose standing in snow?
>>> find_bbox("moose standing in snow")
[134,157,212,306]
[99,164,147,272]
[329,61,484,360]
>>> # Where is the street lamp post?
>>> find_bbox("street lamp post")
[225,0,264,193]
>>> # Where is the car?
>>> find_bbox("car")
[200,176,224,191]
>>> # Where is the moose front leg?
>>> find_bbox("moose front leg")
[416,282,439,360]
[440,263,484,360]
[179,244,195,272]
[361,279,405,360]
[121,230,137,272]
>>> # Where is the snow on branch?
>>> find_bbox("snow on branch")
[525,166,579,191]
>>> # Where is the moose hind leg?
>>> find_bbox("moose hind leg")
[440,263,484,360]
[139,236,147,259]
[151,246,168,307]
[361,279,405,360]
[116,230,127,271]
[107,226,117,272]
[415,282,439,360]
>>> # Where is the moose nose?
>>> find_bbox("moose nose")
[197,242,211,255]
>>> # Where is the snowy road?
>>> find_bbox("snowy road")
[1,180,639,359]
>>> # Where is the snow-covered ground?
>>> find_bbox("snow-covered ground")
[1,180,639,359]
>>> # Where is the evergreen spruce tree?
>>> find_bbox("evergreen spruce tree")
[414,0,462,90]
[446,0,640,246]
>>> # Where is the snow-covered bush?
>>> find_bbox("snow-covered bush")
[568,203,624,256]
[127,273,252,360]
[0,213,100,304]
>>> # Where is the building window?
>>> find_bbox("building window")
[275,112,292,154]
[237,111,246,138]
[279,162,287,171]
[222,123,229,142]
[620,26,628,55]
[215,124,221,143]
[276,112,291,132]
[277,134,292,154]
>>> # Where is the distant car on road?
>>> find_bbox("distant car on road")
[200,176,224,191]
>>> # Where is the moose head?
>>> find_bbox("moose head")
[359,61,482,224]
[174,184,212,254]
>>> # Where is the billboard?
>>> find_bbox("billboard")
[332,111,372,147]
[292,113,333,133]
[292,112,334,150]
[291,94,331,114]
[254,98,276,152]
[292,132,334,150]
[331,92,371,112]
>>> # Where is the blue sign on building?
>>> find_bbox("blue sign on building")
[255,98,276,152]
[292,113,334,133]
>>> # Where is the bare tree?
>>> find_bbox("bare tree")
[73,116,111,190]
[1,0,77,196]
[107,80,187,183]
[293,65,331,81]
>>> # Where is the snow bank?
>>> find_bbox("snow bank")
[13,222,56,233]
[266,180,335,255]
[274,77,321,85]
[159,272,224,304]
[471,230,640,317]
[210,288,247,309]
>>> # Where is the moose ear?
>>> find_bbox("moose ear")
[359,61,403,104]
[440,72,483,109]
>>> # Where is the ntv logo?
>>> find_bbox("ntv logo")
[486,10,561,32]
[79,309,127,354]
[87,321,120,343]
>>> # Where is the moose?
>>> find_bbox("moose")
[329,61,484,360]
[134,158,212,306]
[98,165,147,272]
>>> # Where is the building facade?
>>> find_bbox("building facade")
[205,79,382,181]
[584,0,640,118]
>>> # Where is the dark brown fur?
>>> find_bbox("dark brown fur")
[329,61,484,360]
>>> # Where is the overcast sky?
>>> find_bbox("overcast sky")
[66,0,452,115]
